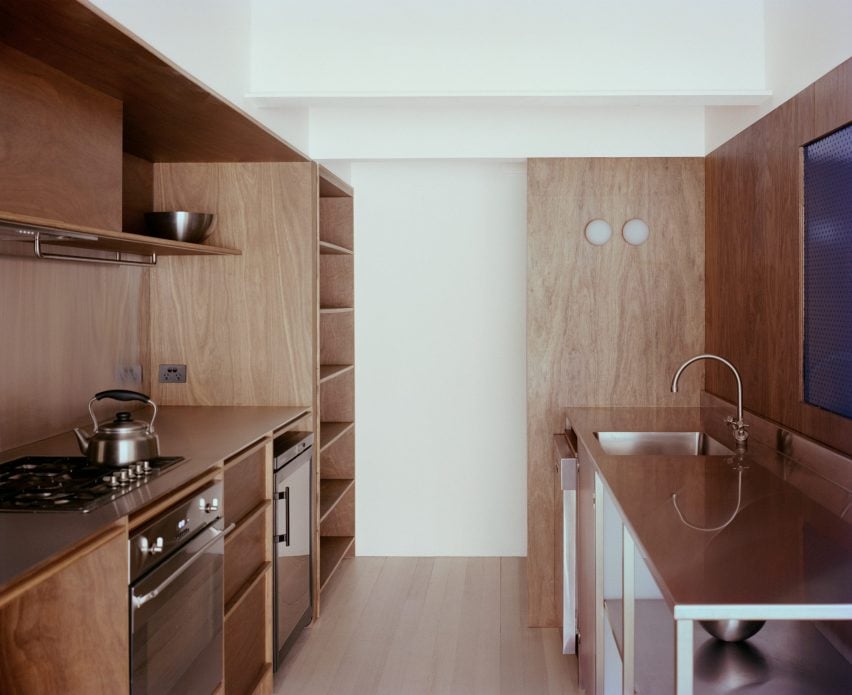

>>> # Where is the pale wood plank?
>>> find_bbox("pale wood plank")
[274,558,384,694]
[274,557,580,695]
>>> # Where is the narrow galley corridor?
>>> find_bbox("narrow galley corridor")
[274,557,578,695]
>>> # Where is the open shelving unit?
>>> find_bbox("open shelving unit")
[315,167,356,609]
[0,211,240,265]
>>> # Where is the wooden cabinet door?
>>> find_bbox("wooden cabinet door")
[0,527,128,694]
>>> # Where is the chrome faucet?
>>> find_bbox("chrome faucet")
[671,353,749,449]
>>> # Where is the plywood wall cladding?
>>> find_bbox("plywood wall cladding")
[149,162,315,408]
[706,58,852,456]
[526,157,705,626]
[0,258,149,451]
[0,41,122,230]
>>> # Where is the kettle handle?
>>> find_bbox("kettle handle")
[94,389,150,402]
[88,390,158,433]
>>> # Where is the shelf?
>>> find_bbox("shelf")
[318,165,354,198]
[319,535,355,590]
[606,599,852,694]
[320,479,355,522]
[319,364,354,383]
[320,421,355,451]
[319,240,353,255]
[224,562,271,620]
[320,307,354,315]
[0,211,241,265]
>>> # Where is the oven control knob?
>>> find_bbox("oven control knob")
[117,469,130,485]
[198,497,220,513]
[139,536,164,555]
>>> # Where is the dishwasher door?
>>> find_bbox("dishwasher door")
[273,445,312,669]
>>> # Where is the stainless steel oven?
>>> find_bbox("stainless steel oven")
[272,431,313,670]
[129,480,229,695]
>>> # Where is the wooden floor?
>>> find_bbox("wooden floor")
[273,557,579,695]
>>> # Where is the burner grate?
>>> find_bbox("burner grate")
[0,456,184,512]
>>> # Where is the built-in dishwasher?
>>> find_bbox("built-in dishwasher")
[129,480,229,695]
[272,431,313,670]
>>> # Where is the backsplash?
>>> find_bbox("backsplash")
[0,257,149,451]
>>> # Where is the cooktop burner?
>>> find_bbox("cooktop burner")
[0,456,185,512]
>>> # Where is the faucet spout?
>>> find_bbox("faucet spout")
[671,353,749,449]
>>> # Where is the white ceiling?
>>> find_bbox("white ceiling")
[89,0,851,159]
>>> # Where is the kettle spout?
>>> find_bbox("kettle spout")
[73,427,91,455]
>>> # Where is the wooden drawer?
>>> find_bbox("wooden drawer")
[224,440,269,528]
[224,502,270,606]
[225,566,271,695]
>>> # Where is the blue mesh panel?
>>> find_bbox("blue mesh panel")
[803,123,852,419]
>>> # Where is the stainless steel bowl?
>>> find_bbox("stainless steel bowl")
[699,619,765,642]
[143,212,215,243]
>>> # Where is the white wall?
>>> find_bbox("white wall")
[705,0,852,151]
[309,105,706,159]
[250,0,764,95]
[352,160,527,556]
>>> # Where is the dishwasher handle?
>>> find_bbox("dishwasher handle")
[132,523,233,609]
[554,433,578,491]
[276,487,290,546]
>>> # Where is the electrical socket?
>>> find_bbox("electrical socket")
[116,364,143,384]
[159,364,187,383]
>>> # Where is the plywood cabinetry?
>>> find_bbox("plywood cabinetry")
[223,439,274,695]
[316,174,356,603]
[0,526,128,694]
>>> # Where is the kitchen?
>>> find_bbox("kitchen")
[0,1,850,694]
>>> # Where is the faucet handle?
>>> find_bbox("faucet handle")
[725,416,750,447]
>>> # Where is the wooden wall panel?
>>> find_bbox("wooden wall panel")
[0,256,150,451]
[527,158,705,626]
[149,163,315,407]
[706,58,852,455]
[0,41,122,230]
[122,153,153,235]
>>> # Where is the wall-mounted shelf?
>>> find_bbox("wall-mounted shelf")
[0,211,241,266]
[319,240,353,256]
[319,536,355,590]
[319,364,354,383]
[319,422,355,452]
[319,479,356,521]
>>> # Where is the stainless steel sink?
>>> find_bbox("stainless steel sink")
[594,431,734,456]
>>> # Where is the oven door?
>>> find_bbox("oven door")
[130,522,225,695]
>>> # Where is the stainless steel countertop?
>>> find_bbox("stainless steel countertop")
[0,405,309,594]
[566,406,852,619]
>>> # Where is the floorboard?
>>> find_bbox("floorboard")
[273,556,579,695]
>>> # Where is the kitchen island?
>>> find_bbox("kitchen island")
[567,405,852,694]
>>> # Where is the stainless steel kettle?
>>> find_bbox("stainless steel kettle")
[73,390,160,466]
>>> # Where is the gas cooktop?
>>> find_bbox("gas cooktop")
[0,455,185,512]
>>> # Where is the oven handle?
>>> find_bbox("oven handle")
[132,523,234,609]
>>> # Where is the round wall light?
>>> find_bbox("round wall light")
[623,218,650,246]
[584,218,612,246]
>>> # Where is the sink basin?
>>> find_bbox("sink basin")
[594,431,734,456]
